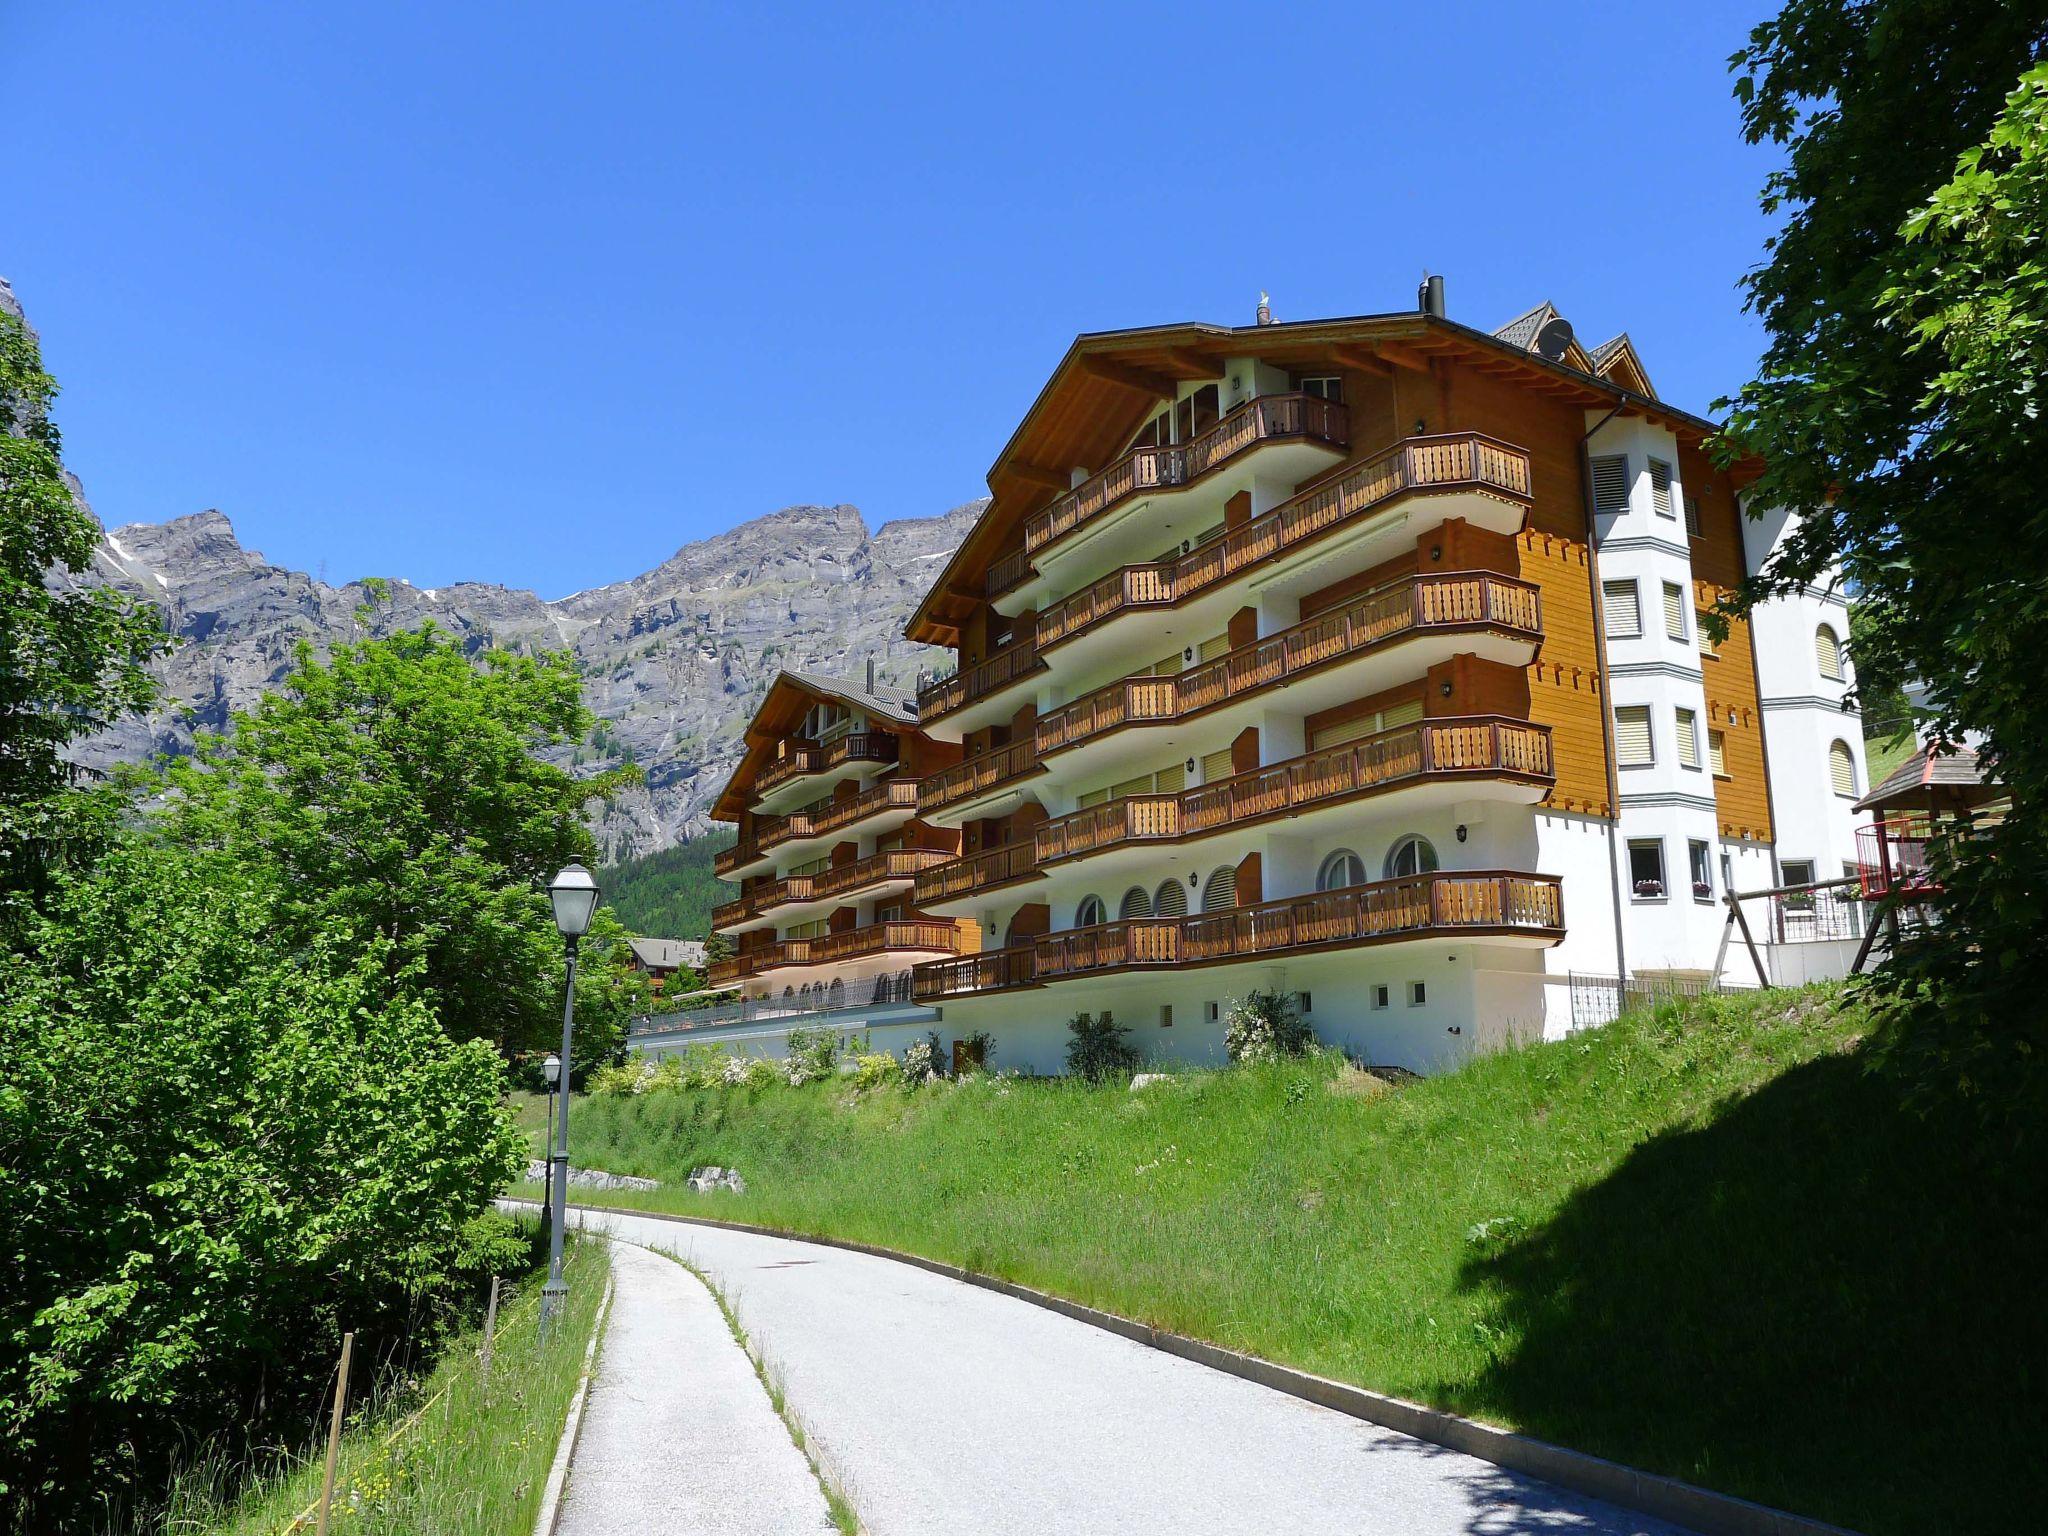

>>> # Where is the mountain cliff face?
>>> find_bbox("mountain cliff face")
[81,500,981,858]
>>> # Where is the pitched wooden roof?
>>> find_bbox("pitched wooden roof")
[710,668,921,820]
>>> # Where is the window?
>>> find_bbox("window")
[1075,895,1106,928]
[1649,458,1675,518]
[1689,840,1713,902]
[1384,835,1439,879]
[1196,632,1232,664]
[1816,623,1844,682]
[1602,579,1642,638]
[1119,886,1152,919]
[1708,728,1728,777]
[1159,1004,1173,1028]
[1299,375,1344,403]
[1201,866,1237,913]
[1628,839,1667,900]
[1676,707,1701,770]
[1829,740,1857,799]
[1153,878,1188,917]
[1781,859,1815,890]
[1697,611,1717,657]
[1685,493,1703,538]
[1663,582,1687,641]
[1175,384,1221,443]
[1204,1000,1220,1023]
[1408,981,1428,1007]
[1371,984,1390,1010]
[1318,849,1367,891]
[1590,454,1630,517]
[1615,705,1654,767]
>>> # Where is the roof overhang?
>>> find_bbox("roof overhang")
[710,670,920,821]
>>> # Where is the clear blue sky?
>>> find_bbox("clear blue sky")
[4,1,1780,598]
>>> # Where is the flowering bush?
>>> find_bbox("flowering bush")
[900,1032,943,1083]
[1223,989,1317,1063]
[851,1051,901,1089]
[783,1026,840,1085]
[588,1059,653,1096]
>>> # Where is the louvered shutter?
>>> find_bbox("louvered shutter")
[1697,611,1716,655]
[1614,705,1653,766]
[1709,730,1727,776]
[1152,762,1187,794]
[1675,708,1700,769]
[1197,632,1232,663]
[1153,879,1188,917]
[1663,583,1686,641]
[1685,494,1702,537]
[1110,773,1152,801]
[1200,746,1235,782]
[1816,626,1843,681]
[1312,714,1379,750]
[1591,455,1630,517]
[1649,459,1674,518]
[1830,741,1856,798]
[1602,580,1641,638]
[1382,698,1425,729]
[1201,866,1236,912]
[1077,787,1109,810]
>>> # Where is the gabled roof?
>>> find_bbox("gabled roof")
[627,936,706,970]
[1492,301,1557,352]
[710,667,921,821]
[1588,333,1655,398]
[1490,299,1594,371]
[781,668,916,724]
[1854,745,2002,813]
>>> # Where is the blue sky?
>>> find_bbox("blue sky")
[4,2,1779,598]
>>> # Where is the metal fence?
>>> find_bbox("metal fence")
[1765,885,1867,943]
[629,969,921,1037]
[1568,971,1729,1031]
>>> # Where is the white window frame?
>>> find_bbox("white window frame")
[1603,579,1642,639]
[1615,704,1655,768]
[1649,457,1676,519]
[1628,838,1667,902]
[1675,707,1701,771]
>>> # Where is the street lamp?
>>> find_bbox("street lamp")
[540,863,599,1333]
[540,1053,562,1243]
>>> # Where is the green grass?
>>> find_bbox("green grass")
[148,1236,611,1536]
[1864,723,1918,788]
[527,989,2042,1536]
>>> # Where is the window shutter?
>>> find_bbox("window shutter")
[1152,761,1187,794]
[1110,773,1152,801]
[1816,625,1843,681]
[1200,746,1235,782]
[1676,708,1700,769]
[1201,866,1237,912]
[1685,494,1702,538]
[1311,714,1378,751]
[1077,786,1109,810]
[1697,611,1716,655]
[1197,632,1232,663]
[1830,741,1856,798]
[1591,454,1630,517]
[1709,729,1727,776]
[1602,580,1641,638]
[1663,583,1686,641]
[1649,458,1675,518]
[1153,880,1188,918]
[1381,698,1425,729]
[1615,705,1653,766]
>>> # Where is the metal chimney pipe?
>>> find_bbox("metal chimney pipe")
[1418,274,1446,318]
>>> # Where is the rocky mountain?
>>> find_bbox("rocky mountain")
[79,499,982,858]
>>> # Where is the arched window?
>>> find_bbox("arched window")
[1815,623,1844,682]
[1317,849,1367,891]
[1201,866,1237,913]
[782,986,795,999]
[1119,886,1152,919]
[826,978,845,1008]
[1153,878,1188,918]
[1384,835,1439,880]
[1075,895,1106,928]
[1829,740,1857,799]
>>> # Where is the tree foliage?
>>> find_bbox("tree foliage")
[0,310,166,918]
[599,830,735,940]
[1723,6,2048,1112]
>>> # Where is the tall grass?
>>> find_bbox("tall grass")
[137,1236,610,1536]
[531,988,2043,1536]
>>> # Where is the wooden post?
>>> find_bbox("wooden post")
[1730,892,1772,989]
[479,1275,501,1390]
[314,1331,354,1536]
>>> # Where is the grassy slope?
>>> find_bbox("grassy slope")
[599,832,735,940]
[537,990,2041,1536]
[164,1238,610,1536]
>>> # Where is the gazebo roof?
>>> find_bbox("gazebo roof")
[1854,744,2001,814]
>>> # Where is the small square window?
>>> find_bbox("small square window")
[1159,1004,1173,1029]
[1628,839,1667,900]
[1204,1000,1219,1023]
[1296,991,1312,1014]
[1371,984,1390,1010]
[1408,981,1427,1007]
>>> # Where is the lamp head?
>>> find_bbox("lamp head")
[548,863,600,939]
[543,1053,562,1087]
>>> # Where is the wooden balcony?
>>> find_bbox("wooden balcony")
[918,736,1042,816]
[755,779,920,854]
[754,732,899,799]
[1035,572,1542,757]
[913,839,1041,906]
[912,870,1563,999]
[714,837,763,879]
[712,849,950,930]
[987,546,1035,599]
[707,954,753,986]
[1034,432,1533,652]
[1022,393,1349,558]
[1034,717,1554,866]
[758,919,964,971]
[917,637,1044,723]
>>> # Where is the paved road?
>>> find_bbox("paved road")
[554,1240,835,1535]
[571,1209,1690,1536]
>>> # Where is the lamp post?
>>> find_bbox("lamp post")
[540,1053,561,1242]
[541,863,599,1334]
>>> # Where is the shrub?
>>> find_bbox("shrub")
[901,1032,943,1083]
[587,1059,647,1097]
[851,1052,901,1090]
[1064,1010,1140,1081]
[1223,988,1317,1063]
[960,1030,996,1074]
[783,1026,840,1085]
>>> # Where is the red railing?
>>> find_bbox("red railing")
[1856,816,1942,899]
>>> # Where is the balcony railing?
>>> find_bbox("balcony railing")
[755,779,921,854]
[758,919,964,970]
[917,636,1044,722]
[918,736,1042,816]
[1022,393,1349,557]
[913,839,1041,905]
[713,848,952,929]
[714,838,763,879]
[1033,432,1533,652]
[1034,717,1553,866]
[1035,572,1542,757]
[754,732,898,798]
[912,871,1563,999]
[987,546,1035,598]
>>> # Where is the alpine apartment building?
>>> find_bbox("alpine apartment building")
[685,285,1866,1075]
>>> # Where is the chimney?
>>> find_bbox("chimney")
[1255,290,1273,326]
[866,656,876,693]
[1418,273,1446,318]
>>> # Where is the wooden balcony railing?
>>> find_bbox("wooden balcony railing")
[1023,393,1349,557]
[714,838,764,879]
[918,736,1042,816]
[913,840,1041,905]
[707,954,754,986]
[917,636,1044,722]
[987,546,1035,598]
[759,919,963,970]
[711,895,747,929]
[1033,432,1533,653]
[755,779,920,854]
[1034,717,1553,866]
[912,871,1563,999]
[711,849,950,929]
[1035,572,1542,757]
[754,732,898,798]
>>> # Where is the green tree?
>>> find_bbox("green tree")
[0,841,526,1525]
[0,310,166,918]
[149,625,646,1062]
[1723,9,2048,1109]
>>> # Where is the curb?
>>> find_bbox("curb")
[532,1273,615,1536]
[551,1199,1861,1536]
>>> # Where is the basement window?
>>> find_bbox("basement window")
[1371,985,1390,1010]
[1407,981,1427,1008]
